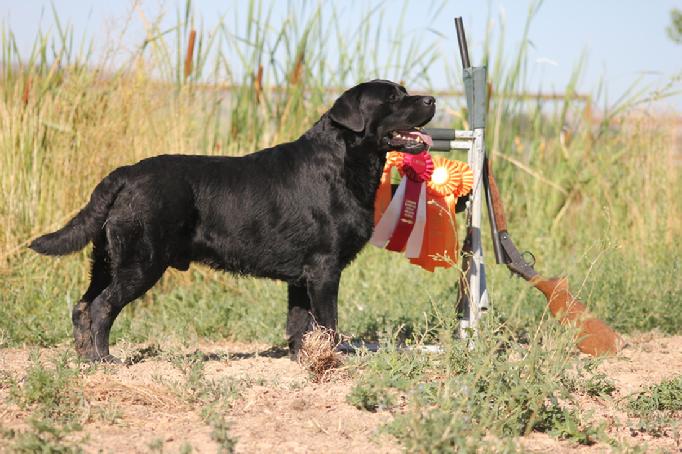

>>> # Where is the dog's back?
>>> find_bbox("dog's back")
[31,137,371,282]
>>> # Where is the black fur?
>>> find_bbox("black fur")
[30,80,436,362]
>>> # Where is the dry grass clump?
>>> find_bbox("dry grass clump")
[297,326,344,382]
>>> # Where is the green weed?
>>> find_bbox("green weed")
[625,375,682,438]
[584,372,617,397]
[358,319,609,450]
[179,442,194,454]
[156,351,240,452]
[148,438,165,453]
[626,375,682,414]
[347,344,433,412]
[9,351,85,426]
[347,380,395,412]
[3,351,87,452]
[206,412,237,454]
[533,398,601,445]
[93,402,123,425]
[1,418,85,454]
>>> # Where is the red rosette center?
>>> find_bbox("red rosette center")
[400,151,434,182]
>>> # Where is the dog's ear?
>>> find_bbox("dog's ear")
[329,91,364,132]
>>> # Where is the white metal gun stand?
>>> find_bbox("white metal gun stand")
[458,66,489,342]
[425,123,489,341]
[426,19,490,344]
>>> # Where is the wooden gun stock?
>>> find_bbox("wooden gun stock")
[532,276,622,355]
[485,160,623,356]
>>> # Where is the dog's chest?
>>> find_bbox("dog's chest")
[326,187,375,266]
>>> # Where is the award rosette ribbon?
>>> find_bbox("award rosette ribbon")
[371,147,473,272]
[370,151,433,257]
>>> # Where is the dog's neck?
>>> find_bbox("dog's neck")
[303,115,387,209]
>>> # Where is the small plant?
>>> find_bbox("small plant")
[9,351,85,426]
[375,321,615,450]
[347,381,394,412]
[93,402,123,425]
[5,351,87,451]
[534,398,600,445]
[147,437,165,453]
[571,358,617,397]
[206,412,237,454]
[1,418,85,453]
[584,372,617,397]
[178,442,194,454]
[626,375,682,414]
[159,351,240,452]
[162,351,240,406]
[346,344,431,412]
[624,375,682,437]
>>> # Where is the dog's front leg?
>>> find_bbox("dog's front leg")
[307,271,340,334]
[286,283,314,356]
[286,271,340,357]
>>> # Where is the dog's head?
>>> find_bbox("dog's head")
[328,80,435,154]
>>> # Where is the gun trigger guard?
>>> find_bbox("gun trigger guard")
[522,251,536,268]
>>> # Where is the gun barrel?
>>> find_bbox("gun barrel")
[483,158,505,264]
[454,17,471,69]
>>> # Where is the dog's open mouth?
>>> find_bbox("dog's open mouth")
[386,128,432,154]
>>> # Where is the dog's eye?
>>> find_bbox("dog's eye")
[388,93,400,103]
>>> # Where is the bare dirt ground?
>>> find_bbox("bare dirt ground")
[1,334,681,453]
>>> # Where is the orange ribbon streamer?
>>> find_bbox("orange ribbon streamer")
[374,152,404,225]
[409,157,473,271]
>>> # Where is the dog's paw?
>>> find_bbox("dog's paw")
[83,354,122,364]
[288,349,300,362]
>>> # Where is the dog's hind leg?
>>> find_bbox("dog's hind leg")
[87,262,167,362]
[72,235,111,360]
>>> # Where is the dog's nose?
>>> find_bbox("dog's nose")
[423,96,435,106]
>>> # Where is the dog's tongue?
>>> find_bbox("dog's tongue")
[408,130,433,148]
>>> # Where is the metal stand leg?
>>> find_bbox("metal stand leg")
[458,128,489,341]
[456,55,489,342]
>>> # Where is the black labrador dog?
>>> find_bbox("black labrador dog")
[30,79,436,362]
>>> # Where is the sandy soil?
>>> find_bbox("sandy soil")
[1,335,680,453]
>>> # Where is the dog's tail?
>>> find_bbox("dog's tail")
[29,168,127,256]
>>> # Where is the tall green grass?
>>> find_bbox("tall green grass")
[0,0,679,350]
